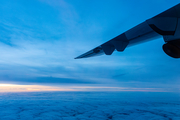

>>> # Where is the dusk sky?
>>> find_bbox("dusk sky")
[0,0,180,92]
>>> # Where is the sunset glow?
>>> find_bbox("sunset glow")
[0,84,166,92]
[0,84,74,92]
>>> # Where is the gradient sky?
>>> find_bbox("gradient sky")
[0,0,180,92]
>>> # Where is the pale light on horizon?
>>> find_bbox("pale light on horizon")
[0,84,167,92]
[0,84,74,92]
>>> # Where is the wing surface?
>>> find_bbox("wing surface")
[75,3,180,59]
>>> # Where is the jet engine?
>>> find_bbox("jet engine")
[163,40,180,58]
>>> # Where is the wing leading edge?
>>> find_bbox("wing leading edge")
[75,3,180,59]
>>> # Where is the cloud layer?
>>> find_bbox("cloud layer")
[0,92,179,119]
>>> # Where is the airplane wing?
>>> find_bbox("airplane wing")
[75,3,180,59]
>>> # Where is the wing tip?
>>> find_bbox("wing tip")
[74,56,81,59]
[74,46,104,59]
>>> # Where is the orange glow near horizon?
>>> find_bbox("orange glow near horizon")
[0,84,74,92]
[0,84,167,92]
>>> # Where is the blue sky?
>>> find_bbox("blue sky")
[0,0,180,92]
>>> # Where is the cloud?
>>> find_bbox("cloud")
[0,92,179,119]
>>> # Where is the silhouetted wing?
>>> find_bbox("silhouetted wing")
[75,3,180,59]
[75,21,160,59]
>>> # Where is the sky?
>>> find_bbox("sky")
[0,0,180,92]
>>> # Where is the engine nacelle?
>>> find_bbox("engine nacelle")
[163,40,180,58]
